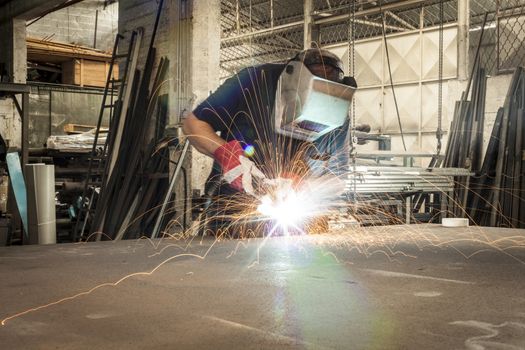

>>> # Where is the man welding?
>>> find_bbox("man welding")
[183,48,364,234]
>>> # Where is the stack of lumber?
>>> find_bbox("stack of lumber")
[27,37,112,61]
[27,37,118,87]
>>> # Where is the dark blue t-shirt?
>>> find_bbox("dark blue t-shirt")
[192,63,349,194]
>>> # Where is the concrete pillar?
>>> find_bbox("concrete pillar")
[190,0,221,193]
[0,18,26,83]
[169,0,193,125]
[303,0,314,49]
[0,18,26,150]
[457,0,469,81]
[191,0,220,107]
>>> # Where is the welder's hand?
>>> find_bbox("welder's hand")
[214,140,265,195]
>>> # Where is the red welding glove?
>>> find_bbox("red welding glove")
[214,140,265,194]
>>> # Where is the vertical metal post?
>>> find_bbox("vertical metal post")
[496,0,501,73]
[270,0,274,28]
[151,139,190,239]
[419,5,424,30]
[48,90,52,139]
[94,9,99,49]
[458,0,470,80]
[405,196,411,224]
[236,0,240,34]
[21,91,29,173]
[418,6,424,158]
[303,0,313,49]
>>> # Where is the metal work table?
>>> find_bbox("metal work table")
[1,224,524,349]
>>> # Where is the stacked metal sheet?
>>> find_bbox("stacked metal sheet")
[468,67,525,228]
[345,166,470,195]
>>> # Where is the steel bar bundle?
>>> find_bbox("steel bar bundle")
[468,67,525,228]
[81,0,185,240]
[91,58,171,240]
[441,13,489,217]
[442,65,487,216]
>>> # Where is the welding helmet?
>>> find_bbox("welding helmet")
[294,48,345,83]
[274,49,357,142]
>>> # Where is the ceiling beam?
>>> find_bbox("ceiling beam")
[385,10,417,30]
[0,0,80,23]
[315,0,430,26]
[222,0,431,44]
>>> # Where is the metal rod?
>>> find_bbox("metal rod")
[380,7,407,151]
[464,12,488,100]
[222,6,411,44]
[270,0,274,28]
[304,0,314,49]
[385,10,416,30]
[236,0,240,34]
[316,0,428,25]
[436,0,444,155]
[21,91,29,174]
[94,9,98,49]
[151,139,189,239]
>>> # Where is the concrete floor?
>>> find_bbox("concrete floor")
[1,224,525,349]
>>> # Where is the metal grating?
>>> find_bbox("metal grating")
[220,0,461,80]
[221,1,525,80]
[498,0,525,72]
[470,0,525,75]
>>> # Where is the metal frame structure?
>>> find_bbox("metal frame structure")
[220,0,463,79]
[220,0,525,80]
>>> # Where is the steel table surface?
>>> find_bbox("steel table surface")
[1,224,524,349]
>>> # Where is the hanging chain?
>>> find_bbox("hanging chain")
[348,0,357,202]
[349,0,357,149]
[437,0,444,154]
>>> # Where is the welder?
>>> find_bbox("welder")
[183,48,366,233]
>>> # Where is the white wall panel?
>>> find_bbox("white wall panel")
[421,135,439,167]
[354,88,382,130]
[384,84,420,132]
[384,34,420,84]
[421,82,449,131]
[354,40,382,87]
[390,134,419,152]
[422,27,458,80]
[326,25,458,158]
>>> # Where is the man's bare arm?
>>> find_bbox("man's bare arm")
[182,113,226,157]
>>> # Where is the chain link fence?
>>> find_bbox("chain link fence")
[498,0,525,72]
[220,0,460,79]
[220,0,304,79]
[220,1,525,80]
[470,0,525,75]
